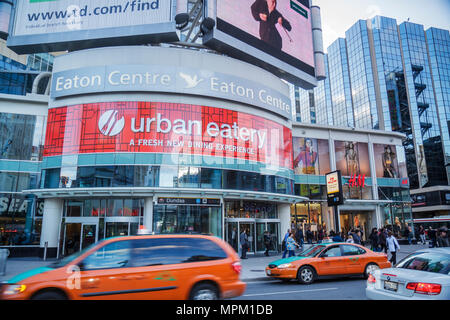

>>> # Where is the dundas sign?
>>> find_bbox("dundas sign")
[50,65,293,120]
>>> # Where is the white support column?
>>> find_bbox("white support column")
[278,203,292,243]
[40,198,63,258]
[143,196,154,232]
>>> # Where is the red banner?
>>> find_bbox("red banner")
[44,102,293,169]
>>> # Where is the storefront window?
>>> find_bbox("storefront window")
[65,198,143,217]
[0,195,43,246]
[42,165,294,195]
[381,203,413,239]
[153,205,222,236]
[226,201,277,219]
[0,113,46,161]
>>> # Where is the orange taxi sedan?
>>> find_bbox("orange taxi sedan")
[266,242,391,284]
[0,234,246,300]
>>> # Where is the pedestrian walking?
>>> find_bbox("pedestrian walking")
[318,228,324,243]
[428,227,437,248]
[369,228,379,252]
[404,225,412,245]
[346,234,354,243]
[282,229,290,258]
[264,230,272,256]
[386,231,400,265]
[331,230,343,242]
[379,228,387,253]
[418,225,426,244]
[295,226,304,249]
[286,233,299,257]
[437,228,449,247]
[306,227,313,244]
[240,229,249,259]
[350,229,361,245]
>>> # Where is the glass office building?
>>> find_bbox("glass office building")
[297,16,450,219]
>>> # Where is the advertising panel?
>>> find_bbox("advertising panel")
[293,137,330,175]
[7,0,177,53]
[43,102,293,170]
[205,0,316,87]
[373,144,399,178]
[326,170,343,206]
[0,1,13,40]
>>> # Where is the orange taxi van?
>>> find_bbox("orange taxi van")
[266,242,391,284]
[0,234,246,300]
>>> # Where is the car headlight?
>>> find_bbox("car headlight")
[2,284,27,295]
[277,263,293,269]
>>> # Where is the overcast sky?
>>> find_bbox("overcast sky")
[313,0,450,51]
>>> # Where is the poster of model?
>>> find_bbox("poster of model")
[216,0,315,70]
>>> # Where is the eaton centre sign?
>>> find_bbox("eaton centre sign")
[51,64,293,120]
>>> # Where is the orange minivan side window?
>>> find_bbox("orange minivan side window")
[81,240,132,270]
[130,238,228,267]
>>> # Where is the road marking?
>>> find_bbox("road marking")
[245,280,281,284]
[243,287,339,297]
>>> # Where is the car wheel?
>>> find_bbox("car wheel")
[364,263,379,278]
[297,266,315,284]
[189,283,219,300]
[31,291,66,300]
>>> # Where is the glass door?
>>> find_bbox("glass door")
[81,224,97,249]
[226,221,239,252]
[267,222,280,252]
[256,223,266,252]
[63,223,81,256]
[239,222,255,253]
[106,222,129,237]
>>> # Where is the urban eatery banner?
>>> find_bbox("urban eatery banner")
[43,102,293,170]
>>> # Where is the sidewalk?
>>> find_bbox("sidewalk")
[0,244,430,283]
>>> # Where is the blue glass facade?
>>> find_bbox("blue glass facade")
[346,20,379,129]
[426,27,450,184]
[313,55,333,126]
[399,22,446,188]
[327,38,354,128]
[0,51,53,95]
[295,16,449,192]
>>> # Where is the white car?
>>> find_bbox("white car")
[366,248,450,300]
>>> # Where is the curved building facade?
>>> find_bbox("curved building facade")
[32,46,305,257]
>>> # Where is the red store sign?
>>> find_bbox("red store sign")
[44,102,293,170]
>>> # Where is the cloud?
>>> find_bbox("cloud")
[365,4,382,19]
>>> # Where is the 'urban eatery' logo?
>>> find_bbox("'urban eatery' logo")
[98,110,125,137]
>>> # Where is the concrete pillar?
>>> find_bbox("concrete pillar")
[143,197,154,232]
[40,198,63,258]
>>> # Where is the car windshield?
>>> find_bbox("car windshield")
[396,252,450,274]
[48,241,104,269]
[298,245,326,257]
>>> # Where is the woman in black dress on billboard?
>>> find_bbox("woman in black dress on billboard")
[251,0,292,51]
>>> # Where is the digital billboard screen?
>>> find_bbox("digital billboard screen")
[7,0,178,54]
[44,102,294,171]
[206,0,316,86]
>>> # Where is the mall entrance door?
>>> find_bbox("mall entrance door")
[226,219,280,254]
[339,211,372,242]
[62,218,99,256]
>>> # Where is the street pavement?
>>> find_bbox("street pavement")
[0,243,430,283]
